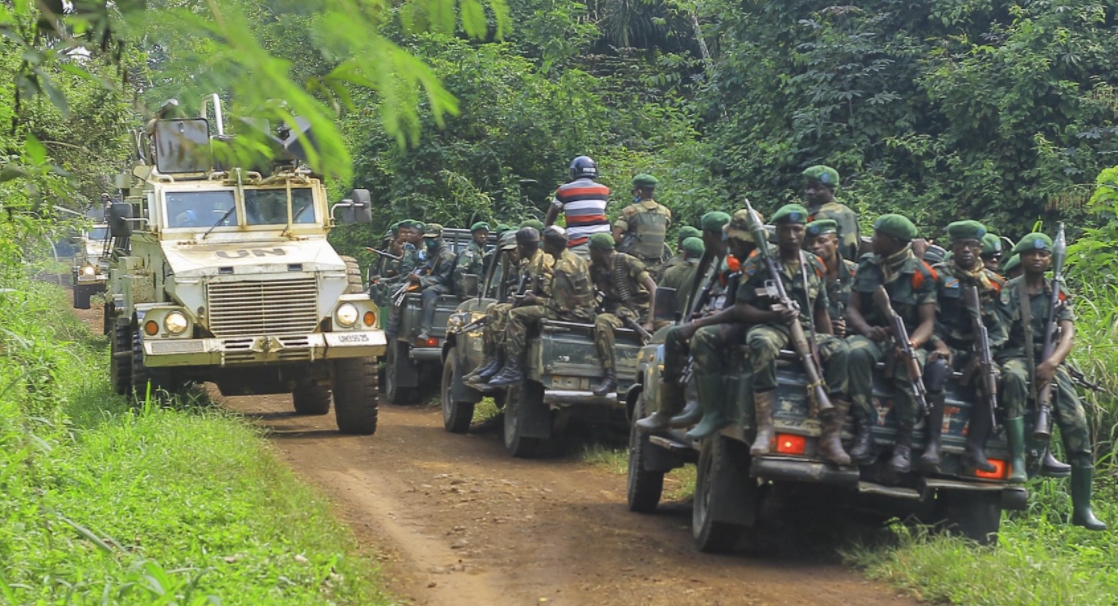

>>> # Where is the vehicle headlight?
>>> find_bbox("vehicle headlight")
[163,311,189,335]
[81,265,96,276]
[336,303,359,328]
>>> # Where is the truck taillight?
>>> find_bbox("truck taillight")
[774,433,806,455]
[975,459,1007,480]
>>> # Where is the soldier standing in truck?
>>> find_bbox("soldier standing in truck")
[412,224,458,341]
[613,174,671,280]
[803,165,860,262]
[454,221,490,295]
[545,156,611,260]
[658,236,705,318]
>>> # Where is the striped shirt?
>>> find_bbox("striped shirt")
[553,178,610,247]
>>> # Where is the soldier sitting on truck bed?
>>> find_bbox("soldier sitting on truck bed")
[410,223,458,341]
[587,232,662,396]
[454,221,490,296]
[807,219,856,338]
[845,214,938,472]
[997,233,1105,530]
[660,225,702,277]
[925,221,1008,474]
[658,236,704,319]
[636,212,733,432]
[489,226,597,387]
[385,220,426,338]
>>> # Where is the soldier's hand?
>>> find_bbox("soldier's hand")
[677,321,699,341]
[832,317,846,338]
[777,308,798,325]
[929,342,952,365]
[867,325,891,342]
[406,273,421,284]
[522,293,539,306]
[1036,359,1058,385]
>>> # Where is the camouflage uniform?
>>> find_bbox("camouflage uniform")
[453,240,487,296]
[662,255,734,383]
[385,241,422,337]
[482,249,554,353]
[417,242,459,333]
[822,257,857,326]
[997,277,1090,465]
[504,248,595,359]
[846,251,937,427]
[659,257,700,318]
[591,252,657,371]
[932,262,1008,368]
[614,200,672,279]
[807,201,860,262]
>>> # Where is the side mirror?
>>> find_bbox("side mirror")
[461,274,479,298]
[109,203,133,238]
[334,188,372,225]
[654,287,677,323]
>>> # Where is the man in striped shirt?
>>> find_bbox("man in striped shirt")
[545,156,610,260]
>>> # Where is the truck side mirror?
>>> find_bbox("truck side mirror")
[109,203,133,238]
[654,287,676,323]
[334,188,372,225]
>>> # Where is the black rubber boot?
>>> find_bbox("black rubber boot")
[962,398,995,473]
[1005,417,1028,483]
[685,375,732,441]
[1040,448,1072,478]
[1071,464,1107,531]
[748,389,776,455]
[464,350,496,381]
[636,381,685,432]
[669,399,702,428]
[919,394,945,473]
[890,425,913,473]
[849,410,874,465]
[593,369,617,396]
[487,357,524,387]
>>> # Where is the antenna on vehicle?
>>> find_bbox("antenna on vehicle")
[200,94,225,136]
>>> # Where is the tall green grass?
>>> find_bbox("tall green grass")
[0,275,393,604]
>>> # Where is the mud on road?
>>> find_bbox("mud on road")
[70,297,913,606]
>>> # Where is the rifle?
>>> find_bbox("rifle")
[872,285,930,416]
[509,271,530,306]
[391,265,426,306]
[1033,223,1068,442]
[456,316,488,334]
[622,312,653,344]
[743,199,833,413]
[963,285,998,429]
[366,247,401,261]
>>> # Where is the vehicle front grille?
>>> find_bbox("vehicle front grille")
[207,278,319,338]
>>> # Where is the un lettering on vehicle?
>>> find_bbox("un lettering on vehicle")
[214,248,287,259]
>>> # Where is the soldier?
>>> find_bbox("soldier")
[806,219,856,337]
[486,223,513,273]
[845,214,938,472]
[521,219,546,232]
[489,227,597,387]
[981,232,1003,273]
[661,226,702,276]
[454,221,489,296]
[545,156,611,259]
[636,212,733,432]
[926,221,1008,473]
[997,233,1104,529]
[385,220,424,338]
[1001,253,1022,279]
[803,165,861,262]
[613,174,672,279]
[101,192,112,221]
[411,224,458,341]
[587,233,660,396]
[465,231,524,384]
[659,236,704,318]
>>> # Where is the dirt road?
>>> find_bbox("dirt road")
[70,300,913,606]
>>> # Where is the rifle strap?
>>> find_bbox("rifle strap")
[1019,278,1038,403]
[799,252,819,353]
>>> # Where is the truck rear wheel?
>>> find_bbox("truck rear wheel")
[332,357,379,435]
[385,342,419,404]
[340,255,364,294]
[693,434,752,553]
[292,380,331,415]
[627,392,665,513]
[935,490,1002,546]
[441,347,474,433]
[110,323,132,396]
[504,382,547,458]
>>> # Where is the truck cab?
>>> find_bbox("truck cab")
[72,223,110,309]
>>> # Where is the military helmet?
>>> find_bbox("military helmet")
[568,156,598,181]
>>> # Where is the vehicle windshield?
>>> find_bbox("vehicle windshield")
[244,188,316,226]
[166,191,237,229]
[89,227,108,240]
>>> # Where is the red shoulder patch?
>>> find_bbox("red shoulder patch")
[727,255,741,272]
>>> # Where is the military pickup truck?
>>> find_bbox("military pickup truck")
[71,223,110,310]
[440,245,645,457]
[626,257,1025,550]
[380,228,493,404]
[102,97,384,435]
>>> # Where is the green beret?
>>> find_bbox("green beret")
[632,174,659,188]
[677,226,701,242]
[498,231,518,250]
[806,219,838,238]
[495,223,512,236]
[803,165,840,188]
[398,219,415,229]
[414,221,426,232]
[1011,233,1053,255]
[470,221,491,233]
[389,221,401,234]
[422,223,443,238]
[700,211,732,232]
[521,219,546,232]
[771,203,810,224]
[946,220,987,242]
[982,233,1002,256]
[588,232,616,251]
[872,214,917,241]
[681,237,705,257]
[1001,254,1021,272]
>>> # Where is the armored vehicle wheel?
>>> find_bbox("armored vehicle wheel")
[73,284,92,309]
[627,392,664,513]
[340,255,364,294]
[292,380,331,415]
[130,329,186,405]
[103,302,113,335]
[332,357,379,435]
[384,343,419,404]
[935,490,1002,546]
[693,434,754,553]
[110,323,132,396]
[504,382,547,458]
[441,347,474,433]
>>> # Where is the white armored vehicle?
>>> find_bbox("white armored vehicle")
[104,97,383,434]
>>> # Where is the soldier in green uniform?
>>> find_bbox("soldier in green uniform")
[521,219,546,232]
[636,212,733,432]
[926,221,1008,473]
[845,214,937,472]
[412,224,459,341]
[807,219,857,337]
[454,221,490,296]
[1001,253,1022,279]
[661,226,702,276]
[659,237,704,318]
[613,174,672,280]
[587,233,660,396]
[385,219,425,338]
[489,227,597,387]
[997,233,1105,529]
[981,232,1003,273]
[465,231,523,383]
[803,165,860,262]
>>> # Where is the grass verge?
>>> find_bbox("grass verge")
[580,444,696,501]
[1,278,393,604]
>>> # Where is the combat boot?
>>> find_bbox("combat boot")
[748,389,776,456]
[919,394,945,473]
[685,375,732,441]
[669,398,702,428]
[890,425,913,473]
[1005,417,1028,484]
[849,410,875,465]
[961,400,995,473]
[593,369,617,396]
[487,357,524,387]
[464,350,497,381]
[1040,448,1072,478]
[636,381,685,432]
[1070,464,1107,531]
[817,397,852,466]
[477,351,505,380]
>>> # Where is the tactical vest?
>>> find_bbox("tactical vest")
[624,202,669,261]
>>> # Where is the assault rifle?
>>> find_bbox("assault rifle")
[873,285,930,416]
[509,271,530,306]
[365,247,401,261]
[1033,223,1067,442]
[963,285,998,428]
[743,199,832,413]
[456,316,488,335]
